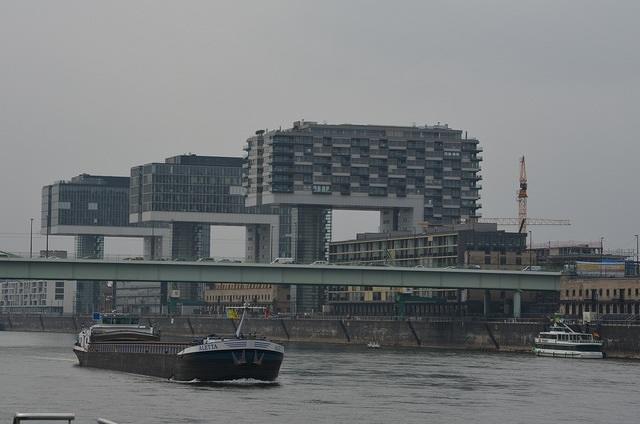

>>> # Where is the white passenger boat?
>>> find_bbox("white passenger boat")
[533,322,604,359]
[367,341,381,349]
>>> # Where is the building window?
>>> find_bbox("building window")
[606,289,610,297]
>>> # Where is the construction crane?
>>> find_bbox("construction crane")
[518,156,528,233]
[458,155,570,234]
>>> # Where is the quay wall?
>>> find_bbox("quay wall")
[1,315,639,359]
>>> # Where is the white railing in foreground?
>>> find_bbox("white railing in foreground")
[12,413,120,424]
[13,413,74,423]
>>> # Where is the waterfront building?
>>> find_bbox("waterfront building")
[203,283,290,314]
[528,241,627,272]
[325,223,552,316]
[244,120,483,312]
[329,223,525,268]
[115,282,165,315]
[0,280,76,314]
[560,277,640,317]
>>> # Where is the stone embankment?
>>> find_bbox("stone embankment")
[1,315,638,359]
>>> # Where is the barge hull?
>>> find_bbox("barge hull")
[73,348,177,378]
[73,347,283,381]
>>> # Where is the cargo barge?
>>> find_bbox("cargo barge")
[73,308,284,382]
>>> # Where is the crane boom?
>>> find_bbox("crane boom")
[466,218,570,226]
[518,156,528,233]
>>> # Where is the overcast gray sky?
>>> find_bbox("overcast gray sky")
[1,0,639,257]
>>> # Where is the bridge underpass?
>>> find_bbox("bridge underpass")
[0,258,561,317]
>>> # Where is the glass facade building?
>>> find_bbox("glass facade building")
[130,155,272,217]
[41,174,131,314]
[42,174,130,231]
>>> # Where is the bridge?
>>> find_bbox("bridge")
[0,258,561,317]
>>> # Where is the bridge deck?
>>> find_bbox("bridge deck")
[0,258,560,291]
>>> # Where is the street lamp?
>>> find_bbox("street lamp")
[600,237,604,277]
[29,218,34,258]
[636,234,640,276]
[528,230,533,267]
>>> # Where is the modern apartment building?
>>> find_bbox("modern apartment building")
[0,280,76,314]
[329,223,526,268]
[325,224,550,316]
[244,120,482,229]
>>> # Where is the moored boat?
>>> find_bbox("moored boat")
[533,322,604,359]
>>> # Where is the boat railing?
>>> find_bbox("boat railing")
[12,413,119,424]
[536,336,600,343]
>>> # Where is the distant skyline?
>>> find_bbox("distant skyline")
[1,1,639,257]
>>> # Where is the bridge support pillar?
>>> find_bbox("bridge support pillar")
[483,289,490,317]
[513,290,522,318]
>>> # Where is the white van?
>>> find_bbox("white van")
[271,257,295,264]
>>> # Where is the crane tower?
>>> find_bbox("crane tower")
[518,156,527,233]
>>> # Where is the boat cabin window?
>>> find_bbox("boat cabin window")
[101,314,140,325]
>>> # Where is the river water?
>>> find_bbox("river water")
[1,331,639,424]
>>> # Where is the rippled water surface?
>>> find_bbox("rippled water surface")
[1,331,639,423]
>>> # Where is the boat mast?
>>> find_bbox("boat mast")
[235,303,248,338]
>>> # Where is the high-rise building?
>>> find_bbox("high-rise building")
[245,121,482,228]
[244,121,483,312]
[41,174,134,314]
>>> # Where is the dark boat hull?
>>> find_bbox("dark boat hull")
[173,349,283,382]
[73,345,283,381]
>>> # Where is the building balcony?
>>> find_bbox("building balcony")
[313,147,332,155]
